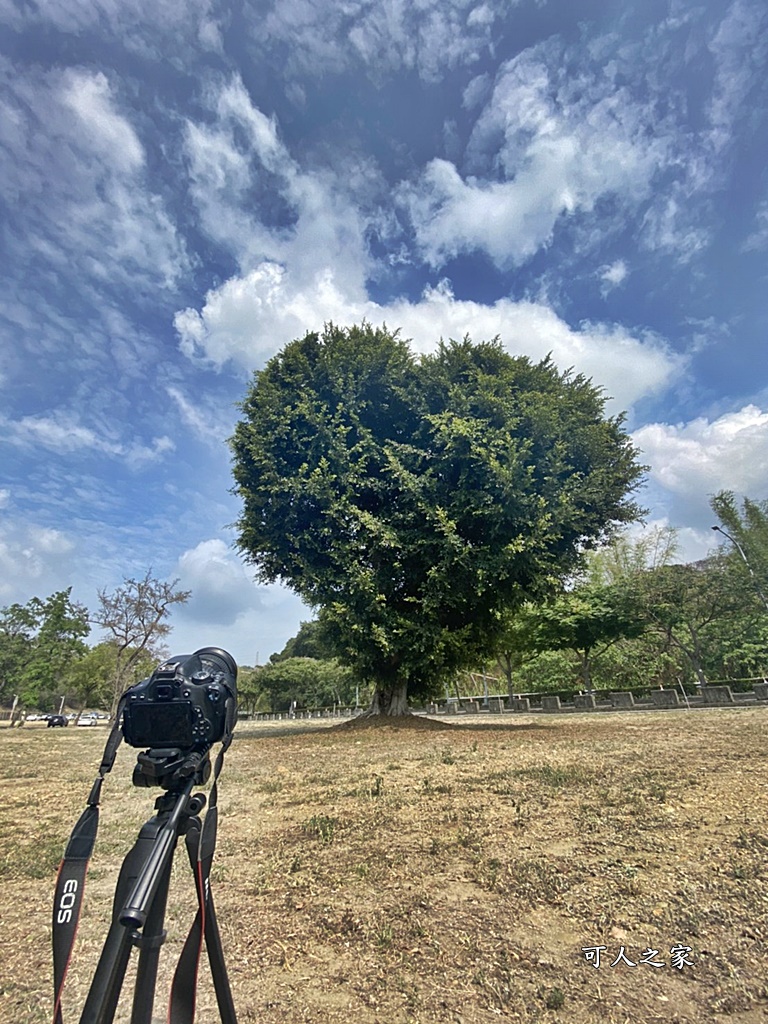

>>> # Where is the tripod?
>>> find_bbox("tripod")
[77,762,238,1024]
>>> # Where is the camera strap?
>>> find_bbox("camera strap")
[51,698,127,1024]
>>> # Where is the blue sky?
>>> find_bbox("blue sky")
[1,0,767,668]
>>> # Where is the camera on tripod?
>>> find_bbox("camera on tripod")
[122,647,237,788]
[52,645,240,1024]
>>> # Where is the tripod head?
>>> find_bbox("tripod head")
[132,747,212,790]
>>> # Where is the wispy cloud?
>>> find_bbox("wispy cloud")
[165,386,237,444]
[183,74,371,291]
[400,45,669,269]
[1,0,225,60]
[1,64,190,319]
[0,411,174,465]
[254,0,504,81]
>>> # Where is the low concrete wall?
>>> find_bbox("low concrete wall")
[650,689,680,708]
[574,694,596,710]
[610,691,635,708]
[754,682,768,701]
[541,695,562,712]
[511,697,531,712]
[701,685,735,704]
[488,697,505,713]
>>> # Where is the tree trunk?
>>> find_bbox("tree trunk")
[498,654,514,704]
[580,650,593,692]
[363,680,410,716]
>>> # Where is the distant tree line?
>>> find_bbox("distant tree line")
[488,504,768,697]
[0,570,189,720]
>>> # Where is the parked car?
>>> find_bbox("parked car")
[76,714,98,727]
[47,715,68,728]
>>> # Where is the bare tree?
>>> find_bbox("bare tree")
[93,569,191,717]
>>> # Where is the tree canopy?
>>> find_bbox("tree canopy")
[231,323,645,714]
[0,589,89,708]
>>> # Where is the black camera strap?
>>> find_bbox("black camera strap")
[51,699,127,1024]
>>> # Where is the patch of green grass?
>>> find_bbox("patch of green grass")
[258,779,284,794]
[302,814,338,844]
[545,986,565,1010]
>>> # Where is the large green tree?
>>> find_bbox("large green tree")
[0,589,89,709]
[231,323,645,715]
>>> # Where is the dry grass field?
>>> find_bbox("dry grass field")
[1,708,767,1024]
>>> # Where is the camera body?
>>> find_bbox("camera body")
[122,647,237,752]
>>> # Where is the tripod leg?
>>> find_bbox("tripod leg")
[79,829,160,1024]
[130,852,174,1024]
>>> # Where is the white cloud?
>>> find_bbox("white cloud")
[0,64,189,292]
[169,538,308,664]
[0,411,174,465]
[708,0,768,154]
[743,199,768,252]
[183,75,371,290]
[0,0,225,60]
[175,262,358,368]
[257,0,503,82]
[402,49,666,269]
[61,71,144,172]
[0,520,79,604]
[633,404,768,504]
[175,267,681,415]
[600,260,628,293]
[165,386,237,444]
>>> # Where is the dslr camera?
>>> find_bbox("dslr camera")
[122,646,237,753]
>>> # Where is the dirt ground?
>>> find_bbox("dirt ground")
[1,707,767,1024]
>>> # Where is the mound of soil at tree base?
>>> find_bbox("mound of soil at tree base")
[336,712,457,731]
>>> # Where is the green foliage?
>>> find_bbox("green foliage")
[255,656,359,711]
[236,666,272,716]
[62,641,156,711]
[270,619,336,662]
[637,556,749,685]
[231,323,645,710]
[0,589,89,708]
[523,582,646,690]
[711,490,768,613]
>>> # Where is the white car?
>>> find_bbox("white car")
[76,714,98,727]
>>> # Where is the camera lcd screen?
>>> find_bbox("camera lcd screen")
[124,701,195,748]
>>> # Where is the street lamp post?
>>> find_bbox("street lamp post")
[711,525,768,613]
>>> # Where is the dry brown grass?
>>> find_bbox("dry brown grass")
[1,708,767,1024]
